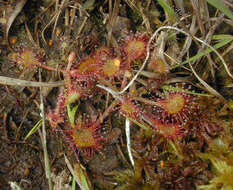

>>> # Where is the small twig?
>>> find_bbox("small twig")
[96,84,120,99]
[15,109,29,141]
[3,113,9,141]
[75,16,88,39]
[97,100,118,124]
[38,69,53,190]
[0,76,64,87]
[133,96,159,106]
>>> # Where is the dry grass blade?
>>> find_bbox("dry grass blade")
[125,118,134,167]
[107,0,120,46]
[8,182,24,190]
[51,0,67,41]
[178,15,197,60]
[226,83,233,88]
[38,69,53,190]
[64,154,90,190]
[173,0,185,15]
[159,26,233,79]
[189,62,225,101]
[6,0,27,45]
[173,37,233,68]
[0,76,64,87]
[190,0,205,36]
[25,23,38,48]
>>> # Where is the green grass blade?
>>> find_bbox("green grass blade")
[82,0,95,11]
[24,119,42,140]
[197,184,216,190]
[212,34,233,40]
[74,163,91,190]
[173,38,233,69]
[67,104,79,128]
[157,0,178,22]
[162,85,214,97]
[128,117,151,131]
[168,140,184,160]
[64,154,91,190]
[79,169,90,190]
[72,176,76,190]
[207,0,233,21]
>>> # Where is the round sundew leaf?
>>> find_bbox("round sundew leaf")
[93,46,113,62]
[148,58,169,74]
[77,58,99,75]
[125,39,145,61]
[19,50,40,67]
[121,100,137,117]
[72,128,96,148]
[66,92,80,105]
[158,125,181,139]
[150,119,185,140]
[102,59,120,77]
[47,111,64,129]
[121,103,135,115]
[165,94,185,114]
[152,91,197,124]
[154,93,185,114]
[65,123,102,157]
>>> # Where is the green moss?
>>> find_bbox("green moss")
[198,154,233,190]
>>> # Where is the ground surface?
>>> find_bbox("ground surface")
[0,0,233,190]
